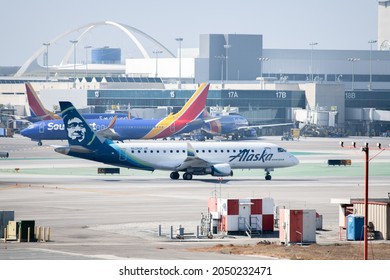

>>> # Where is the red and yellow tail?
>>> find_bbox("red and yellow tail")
[143,83,210,139]
[26,82,60,120]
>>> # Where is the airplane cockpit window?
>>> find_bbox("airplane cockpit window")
[278,147,287,153]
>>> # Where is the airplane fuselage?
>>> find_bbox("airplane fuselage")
[56,141,299,173]
[21,118,203,141]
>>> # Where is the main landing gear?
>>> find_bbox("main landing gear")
[170,171,193,180]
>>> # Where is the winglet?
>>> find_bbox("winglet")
[187,142,196,157]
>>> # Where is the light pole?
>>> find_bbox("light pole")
[153,50,163,77]
[215,55,225,85]
[175,37,183,89]
[257,57,269,78]
[347,57,360,90]
[43,43,50,81]
[340,141,387,260]
[309,42,318,81]
[70,40,78,84]
[224,44,231,84]
[368,40,377,90]
[84,45,92,77]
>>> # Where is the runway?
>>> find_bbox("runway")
[1,134,389,260]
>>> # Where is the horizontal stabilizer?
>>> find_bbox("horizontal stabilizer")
[54,145,93,155]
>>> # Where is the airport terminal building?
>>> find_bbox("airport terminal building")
[1,1,390,136]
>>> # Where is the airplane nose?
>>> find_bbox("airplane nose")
[20,126,34,138]
[291,154,300,166]
[20,127,30,137]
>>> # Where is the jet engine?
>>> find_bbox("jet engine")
[0,151,9,158]
[210,163,232,177]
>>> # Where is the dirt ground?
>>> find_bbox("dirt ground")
[191,241,390,260]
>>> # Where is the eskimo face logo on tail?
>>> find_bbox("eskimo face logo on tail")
[67,117,86,142]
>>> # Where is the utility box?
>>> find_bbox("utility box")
[279,209,317,244]
[0,211,14,238]
[19,220,36,242]
[6,221,18,240]
[346,215,364,241]
[208,197,274,235]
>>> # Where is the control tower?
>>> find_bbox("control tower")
[378,1,390,50]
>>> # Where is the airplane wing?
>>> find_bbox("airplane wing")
[236,123,294,131]
[175,143,212,170]
[185,116,220,127]
[0,113,31,122]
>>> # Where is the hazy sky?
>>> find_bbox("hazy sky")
[0,0,380,66]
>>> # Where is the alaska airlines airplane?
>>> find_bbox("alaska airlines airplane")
[25,82,129,122]
[21,83,211,145]
[55,101,299,180]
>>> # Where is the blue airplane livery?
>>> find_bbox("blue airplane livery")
[54,101,299,180]
[21,83,211,145]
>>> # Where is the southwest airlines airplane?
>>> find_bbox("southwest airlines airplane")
[25,82,129,122]
[55,101,299,180]
[21,83,210,145]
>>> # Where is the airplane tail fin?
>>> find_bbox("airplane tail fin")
[142,83,210,139]
[172,83,210,121]
[59,101,104,148]
[26,82,60,120]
